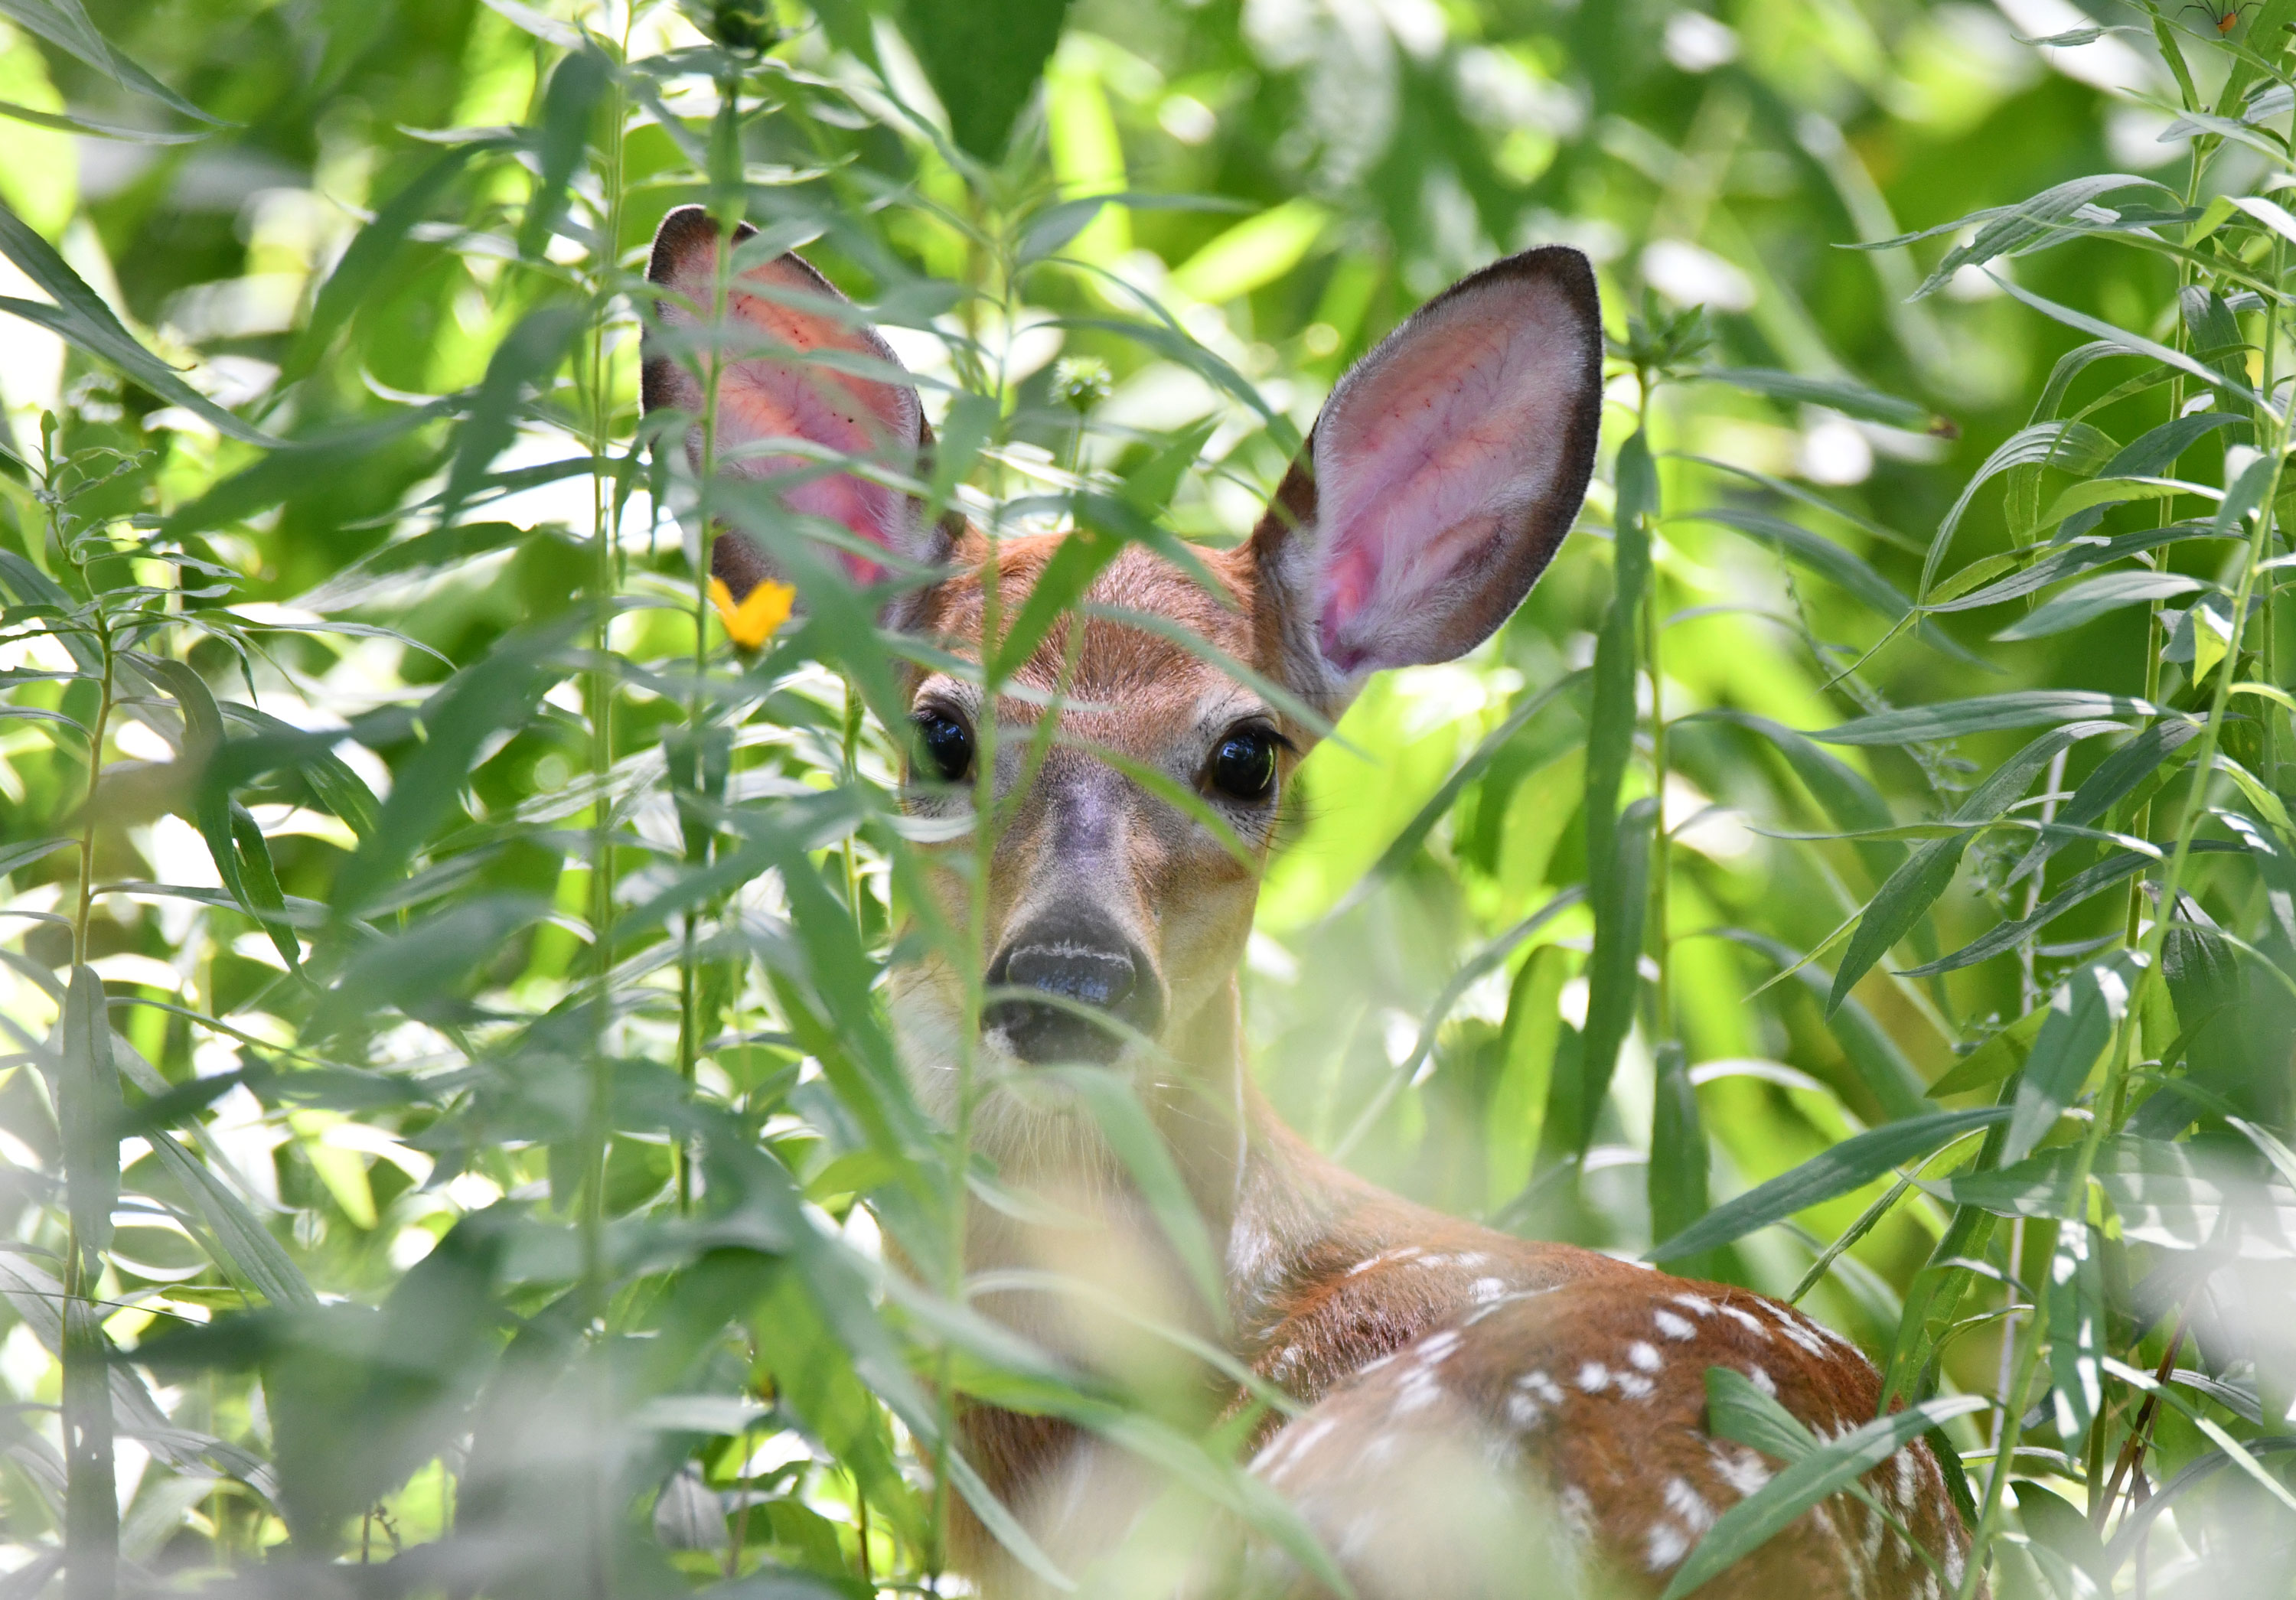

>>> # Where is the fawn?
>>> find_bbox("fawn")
[643,204,1976,1599]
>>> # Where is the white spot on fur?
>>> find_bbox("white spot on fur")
[1345,1246,1424,1277]
[1945,1540,1966,1586]
[1616,1372,1657,1400]
[1415,1329,1462,1364]
[1762,1302,1831,1357]
[1558,1484,1597,1539]
[1707,1439,1773,1497]
[1745,1364,1777,1396]
[1518,1370,1567,1406]
[1577,1361,1612,1393]
[1628,1341,1664,1374]
[1671,1292,1715,1317]
[1718,1303,1768,1337]
[1645,1522,1690,1571]
[1654,1308,1697,1341]
[1663,1477,1716,1533]
[1391,1369,1444,1416]
[1891,1448,1919,1508]
[1469,1276,1510,1302]
[1505,1390,1546,1431]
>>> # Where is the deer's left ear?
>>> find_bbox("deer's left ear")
[1250,246,1603,695]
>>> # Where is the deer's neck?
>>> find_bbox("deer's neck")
[966,976,1444,1364]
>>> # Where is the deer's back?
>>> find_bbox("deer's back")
[1242,1233,1973,1600]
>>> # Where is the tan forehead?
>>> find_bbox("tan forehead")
[912,535,1265,706]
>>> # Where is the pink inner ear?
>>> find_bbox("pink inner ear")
[659,236,921,585]
[1310,278,1588,672]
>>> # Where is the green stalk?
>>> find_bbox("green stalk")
[1639,370,1671,1045]
[62,506,118,1600]
[579,36,631,1600]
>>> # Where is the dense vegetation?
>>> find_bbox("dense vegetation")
[0,0,2291,1595]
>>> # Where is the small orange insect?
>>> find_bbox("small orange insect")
[2184,1,2259,33]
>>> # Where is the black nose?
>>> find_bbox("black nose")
[985,918,1164,1065]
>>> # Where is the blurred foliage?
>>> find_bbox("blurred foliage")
[0,0,2291,1595]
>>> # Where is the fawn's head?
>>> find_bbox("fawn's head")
[644,205,1603,1155]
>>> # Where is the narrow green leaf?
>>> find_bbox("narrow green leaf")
[1826,835,1971,1015]
[0,0,226,125]
[59,963,122,1258]
[1898,852,2149,977]
[519,50,606,260]
[1648,1042,1709,1260]
[0,204,277,445]
[0,97,205,142]
[1662,1379,1988,1598]
[1330,667,1590,919]
[1646,1106,2009,1263]
[144,1130,317,1308]
[1994,571,2207,640]
[2001,953,2142,1165]
[1033,1067,1227,1331]
[1698,367,1949,432]
[1813,692,2162,746]
[285,146,493,382]
[1576,796,1656,1155]
[331,621,572,916]
[434,305,585,530]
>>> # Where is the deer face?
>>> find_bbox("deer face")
[642,206,1604,1162]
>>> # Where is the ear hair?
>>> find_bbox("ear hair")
[1248,246,1603,706]
[641,204,953,608]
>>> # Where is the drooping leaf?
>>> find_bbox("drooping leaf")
[1646,1106,2009,1263]
[905,0,1074,160]
[0,200,277,445]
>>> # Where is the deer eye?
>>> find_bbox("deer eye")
[1206,725,1280,803]
[912,707,974,784]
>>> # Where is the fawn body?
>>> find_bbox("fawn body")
[644,204,1975,1598]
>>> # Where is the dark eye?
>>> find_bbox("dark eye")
[1207,725,1280,803]
[912,707,974,784]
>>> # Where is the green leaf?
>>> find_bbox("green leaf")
[1826,722,2119,1010]
[284,146,496,383]
[2002,953,2142,1165]
[2044,1220,2104,1437]
[1926,1135,2242,1244]
[1897,852,2150,978]
[0,0,226,125]
[1865,174,2179,298]
[519,49,606,260]
[0,201,278,445]
[905,0,1074,160]
[1647,1042,1709,1259]
[143,1130,318,1308]
[1826,835,1971,1015]
[1662,1374,1988,1598]
[0,835,75,878]
[1330,666,1590,919]
[1923,419,2118,593]
[1699,367,1949,433]
[1813,692,2163,745]
[0,96,206,142]
[434,305,585,530]
[1033,1067,1227,1331]
[1575,797,1656,1155]
[1646,1106,2008,1263]
[1993,571,2207,640]
[1709,930,1932,1121]
[330,621,573,917]
[59,963,122,1258]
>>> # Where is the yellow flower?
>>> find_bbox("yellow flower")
[709,576,795,650]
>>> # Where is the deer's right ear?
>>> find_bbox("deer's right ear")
[1248,246,1603,707]
[641,204,944,605]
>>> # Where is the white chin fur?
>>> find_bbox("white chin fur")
[889,984,1134,1187]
